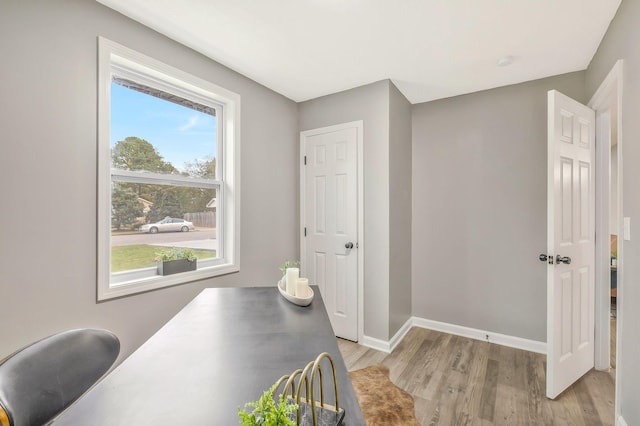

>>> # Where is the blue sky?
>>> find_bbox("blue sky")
[110,83,216,172]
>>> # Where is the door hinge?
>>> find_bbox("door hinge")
[304,227,307,237]
[304,155,307,165]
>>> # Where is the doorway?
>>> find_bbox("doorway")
[588,59,623,420]
[545,60,623,406]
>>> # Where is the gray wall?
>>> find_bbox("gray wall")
[411,72,585,342]
[0,0,298,361]
[299,80,392,340]
[586,0,640,422]
[388,83,413,336]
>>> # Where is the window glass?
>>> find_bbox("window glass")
[110,182,218,273]
[110,82,217,177]
[109,83,219,275]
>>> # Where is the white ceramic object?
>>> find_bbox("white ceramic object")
[285,267,299,296]
[278,279,313,307]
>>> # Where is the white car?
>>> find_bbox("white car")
[140,217,195,234]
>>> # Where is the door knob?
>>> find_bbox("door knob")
[345,242,354,249]
[555,255,571,265]
[539,254,553,264]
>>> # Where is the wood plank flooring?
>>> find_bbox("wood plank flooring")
[338,327,615,426]
[610,316,616,369]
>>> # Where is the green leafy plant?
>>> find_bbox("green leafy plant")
[238,383,298,426]
[154,247,196,262]
[279,260,300,276]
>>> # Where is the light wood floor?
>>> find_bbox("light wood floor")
[610,317,616,369]
[338,327,615,426]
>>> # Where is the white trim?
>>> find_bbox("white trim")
[111,169,221,188]
[617,415,628,426]
[97,37,241,301]
[357,123,364,343]
[299,120,364,342]
[104,38,240,106]
[101,264,240,300]
[361,317,546,354]
[588,59,624,421]
[361,317,413,353]
[412,317,547,354]
[592,108,612,371]
[589,60,624,109]
[388,317,413,352]
[360,335,392,353]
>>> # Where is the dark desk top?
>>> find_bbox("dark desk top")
[53,287,364,425]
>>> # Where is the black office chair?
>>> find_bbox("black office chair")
[0,328,120,426]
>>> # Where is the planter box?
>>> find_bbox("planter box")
[157,258,197,276]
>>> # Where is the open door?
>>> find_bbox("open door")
[545,90,596,399]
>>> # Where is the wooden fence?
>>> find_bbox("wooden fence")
[184,211,216,228]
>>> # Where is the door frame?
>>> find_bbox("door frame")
[588,59,623,420]
[299,120,365,342]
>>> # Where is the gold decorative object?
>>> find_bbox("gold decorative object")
[273,352,345,426]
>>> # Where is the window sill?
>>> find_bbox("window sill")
[98,262,239,301]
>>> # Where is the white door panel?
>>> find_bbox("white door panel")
[302,124,359,341]
[547,90,595,399]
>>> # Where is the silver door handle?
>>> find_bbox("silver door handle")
[539,253,553,264]
[555,255,571,265]
[345,242,354,249]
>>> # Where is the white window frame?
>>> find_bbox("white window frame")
[97,37,241,301]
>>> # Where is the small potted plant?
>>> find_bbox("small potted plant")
[238,382,298,426]
[155,247,197,276]
[278,260,300,279]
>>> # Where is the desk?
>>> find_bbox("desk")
[53,287,364,425]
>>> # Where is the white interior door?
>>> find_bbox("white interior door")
[301,123,359,341]
[546,90,596,399]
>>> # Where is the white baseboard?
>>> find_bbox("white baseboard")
[360,335,391,353]
[388,318,413,352]
[362,317,547,355]
[411,317,547,354]
[361,317,413,354]
[617,415,628,426]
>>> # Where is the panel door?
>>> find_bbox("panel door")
[302,124,359,341]
[546,90,596,399]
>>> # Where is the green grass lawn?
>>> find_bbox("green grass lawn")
[111,245,217,272]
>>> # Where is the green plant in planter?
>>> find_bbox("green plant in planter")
[154,247,196,262]
[238,382,298,426]
[155,247,197,276]
[278,260,300,276]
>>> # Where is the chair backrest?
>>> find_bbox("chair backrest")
[0,329,120,426]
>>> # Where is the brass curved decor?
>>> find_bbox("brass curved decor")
[272,352,345,425]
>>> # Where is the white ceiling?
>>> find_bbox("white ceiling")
[97,0,621,104]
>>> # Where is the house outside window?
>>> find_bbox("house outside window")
[97,37,240,301]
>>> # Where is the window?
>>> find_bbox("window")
[98,37,240,300]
